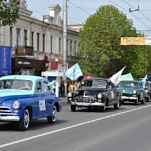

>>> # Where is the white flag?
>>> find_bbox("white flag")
[65,63,83,81]
[109,66,126,86]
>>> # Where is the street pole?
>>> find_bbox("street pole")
[63,0,67,96]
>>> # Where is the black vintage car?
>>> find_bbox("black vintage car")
[67,77,121,112]
[145,81,151,102]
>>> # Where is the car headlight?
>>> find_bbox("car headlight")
[145,90,149,93]
[67,92,72,97]
[13,101,20,109]
[133,90,137,94]
[97,93,102,99]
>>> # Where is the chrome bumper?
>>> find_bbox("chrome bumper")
[0,115,20,121]
[71,101,105,106]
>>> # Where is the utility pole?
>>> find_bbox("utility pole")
[63,0,67,96]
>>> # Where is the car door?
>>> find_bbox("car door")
[108,84,118,104]
[43,81,55,116]
[32,80,46,119]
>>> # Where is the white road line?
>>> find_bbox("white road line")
[0,104,151,148]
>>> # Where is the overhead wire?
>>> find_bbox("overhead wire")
[122,0,151,29]
[108,0,151,31]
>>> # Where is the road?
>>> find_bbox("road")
[0,99,151,151]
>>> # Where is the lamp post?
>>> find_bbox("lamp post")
[63,0,67,96]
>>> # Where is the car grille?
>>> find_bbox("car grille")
[76,96,97,103]
[0,106,13,116]
[122,93,133,97]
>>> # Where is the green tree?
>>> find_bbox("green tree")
[0,0,20,26]
[78,5,146,78]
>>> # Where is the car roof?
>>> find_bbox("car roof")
[82,77,109,82]
[120,80,140,83]
[0,75,48,82]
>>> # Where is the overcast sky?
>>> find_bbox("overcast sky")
[26,0,151,36]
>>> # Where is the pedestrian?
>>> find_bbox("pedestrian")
[60,80,65,97]
[68,82,75,92]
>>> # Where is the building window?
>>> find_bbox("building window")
[70,40,72,56]
[31,31,34,47]
[67,39,69,56]
[59,37,62,53]
[37,33,39,50]
[10,26,13,46]
[16,28,21,46]
[74,41,77,56]
[50,35,53,54]
[24,29,27,46]
[42,34,45,52]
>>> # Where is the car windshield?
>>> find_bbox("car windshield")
[118,81,139,88]
[0,79,33,91]
[80,79,107,89]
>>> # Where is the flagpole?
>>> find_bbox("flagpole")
[63,0,67,96]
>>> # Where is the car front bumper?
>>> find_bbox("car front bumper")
[71,101,105,107]
[121,96,137,100]
[0,115,20,121]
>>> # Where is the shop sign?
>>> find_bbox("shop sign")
[0,46,12,75]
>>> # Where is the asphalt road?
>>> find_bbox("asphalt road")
[0,99,151,151]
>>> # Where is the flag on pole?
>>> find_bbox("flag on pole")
[120,73,133,81]
[141,74,147,88]
[65,63,83,81]
[109,66,126,86]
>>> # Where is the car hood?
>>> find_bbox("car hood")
[0,89,31,97]
[78,88,106,96]
[0,89,32,103]
[117,87,138,93]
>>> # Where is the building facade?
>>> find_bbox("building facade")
[0,0,79,75]
[0,0,79,96]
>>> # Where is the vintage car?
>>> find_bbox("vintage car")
[68,77,121,112]
[117,80,145,104]
[0,75,62,130]
[144,81,151,102]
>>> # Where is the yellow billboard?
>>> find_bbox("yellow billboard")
[121,37,145,45]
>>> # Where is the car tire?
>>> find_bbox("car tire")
[147,96,151,102]
[47,106,57,123]
[135,97,139,105]
[141,98,145,104]
[71,105,76,112]
[100,106,105,112]
[18,109,30,131]
[114,99,120,109]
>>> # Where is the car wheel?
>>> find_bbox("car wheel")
[18,109,30,131]
[114,99,120,109]
[71,105,76,112]
[141,98,145,104]
[135,97,139,105]
[148,96,151,102]
[100,106,105,112]
[47,106,57,123]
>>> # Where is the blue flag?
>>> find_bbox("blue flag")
[65,63,83,81]
[120,73,133,81]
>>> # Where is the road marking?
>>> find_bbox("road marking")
[0,104,151,148]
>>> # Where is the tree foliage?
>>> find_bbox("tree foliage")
[0,0,20,26]
[78,5,151,79]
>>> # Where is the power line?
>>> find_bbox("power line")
[68,0,91,16]
[109,0,151,31]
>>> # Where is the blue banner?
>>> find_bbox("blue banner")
[0,46,12,75]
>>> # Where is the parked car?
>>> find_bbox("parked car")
[0,75,62,130]
[117,80,145,104]
[68,77,121,112]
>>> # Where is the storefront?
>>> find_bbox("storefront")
[12,57,46,75]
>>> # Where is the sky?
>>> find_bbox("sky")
[26,0,151,36]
